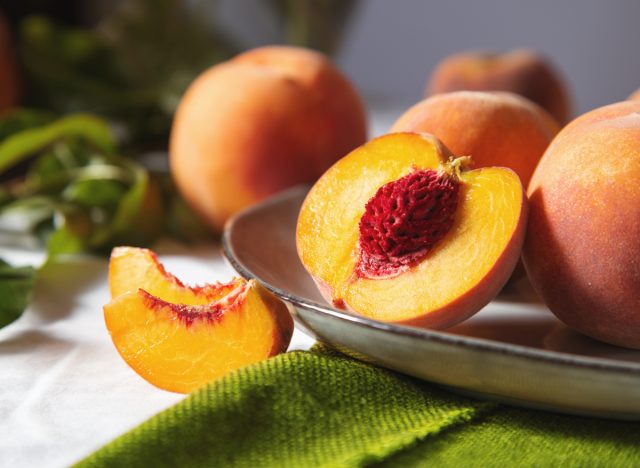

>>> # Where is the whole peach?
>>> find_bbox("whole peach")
[170,46,367,231]
[390,91,559,187]
[524,100,640,349]
[427,49,571,124]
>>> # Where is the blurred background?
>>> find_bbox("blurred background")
[3,0,640,124]
[222,0,640,115]
[1,0,639,257]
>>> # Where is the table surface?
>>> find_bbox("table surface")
[0,241,316,467]
[0,105,397,467]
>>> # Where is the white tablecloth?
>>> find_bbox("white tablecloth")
[0,103,399,467]
[0,241,315,467]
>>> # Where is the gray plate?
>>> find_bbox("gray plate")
[222,186,640,420]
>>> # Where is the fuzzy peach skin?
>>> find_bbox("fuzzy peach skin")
[629,88,640,101]
[426,49,571,124]
[390,91,559,188]
[0,13,20,111]
[170,45,367,231]
[297,132,527,329]
[523,100,640,349]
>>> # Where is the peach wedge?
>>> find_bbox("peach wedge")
[297,133,527,329]
[109,246,241,304]
[104,247,293,393]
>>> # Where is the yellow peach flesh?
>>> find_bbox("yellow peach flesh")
[109,246,240,305]
[343,168,523,323]
[297,133,525,327]
[104,281,286,393]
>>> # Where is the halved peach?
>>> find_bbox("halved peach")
[104,247,293,393]
[297,132,526,328]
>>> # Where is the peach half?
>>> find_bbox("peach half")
[296,133,527,329]
[104,247,293,393]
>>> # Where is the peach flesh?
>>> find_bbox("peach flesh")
[109,246,240,304]
[105,246,295,392]
[297,132,526,328]
[105,277,293,393]
[139,283,244,328]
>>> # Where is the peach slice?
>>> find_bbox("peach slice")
[297,133,527,329]
[109,246,241,304]
[104,247,293,393]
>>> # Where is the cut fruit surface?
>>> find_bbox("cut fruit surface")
[105,247,293,393]
[297,132,526,328]
[109,246,241,305]
[104,280,291,393]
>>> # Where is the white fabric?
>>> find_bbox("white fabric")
[0,241,315,467]
[0,105,397,468]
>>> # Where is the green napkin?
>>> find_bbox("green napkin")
[78,346,640,467]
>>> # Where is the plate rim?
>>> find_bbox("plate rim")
[222,186,640,376]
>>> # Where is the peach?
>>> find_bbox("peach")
[629,88,640,101]
[0,13,20,111]
[170,45,367,231]
[109,246,241,304]
[390,91,559,188]
[104,247,293,393]
[297,132,527,329]
[426,49,571,124]
[523,100,640,349]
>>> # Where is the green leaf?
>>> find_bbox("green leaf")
[46,225,86,260]
[0,259,37,329]
[0,114,116,174]
[109,164,164,247]
[63,178,128,212]
[19,9,238,149]
[27,148,68,179]
[0,108,56,142]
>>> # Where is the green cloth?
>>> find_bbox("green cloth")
[78,346,640,467]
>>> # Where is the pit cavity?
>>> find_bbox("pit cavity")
[357,168,460,279]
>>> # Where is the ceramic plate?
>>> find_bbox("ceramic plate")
[222,186,640,420]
